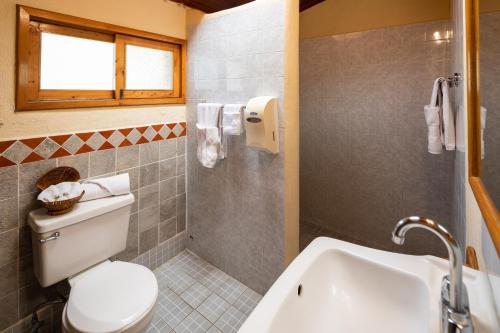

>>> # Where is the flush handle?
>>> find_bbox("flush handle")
[39,232,60,244]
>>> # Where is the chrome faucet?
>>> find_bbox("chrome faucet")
[391,216,474,333]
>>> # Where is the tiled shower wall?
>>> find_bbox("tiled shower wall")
[186,0,288,294]
[300,21,455,256]
[0,125,187,332]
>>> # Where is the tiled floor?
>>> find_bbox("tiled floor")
[147,251,262,333]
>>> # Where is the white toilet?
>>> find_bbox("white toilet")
[28,194,158,333]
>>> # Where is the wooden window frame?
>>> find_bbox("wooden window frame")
[16,5,186,111]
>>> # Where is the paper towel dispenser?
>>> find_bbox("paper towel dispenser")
[244,96,279,154]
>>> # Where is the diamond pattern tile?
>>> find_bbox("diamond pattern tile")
[63,135,85,154]
[86,132,106,150]
[127,128,142,144]
[144,126,157,142]
[0,122,186,169]
[2,141,32,163]
[108,131,126,147]
[34,138,59,159]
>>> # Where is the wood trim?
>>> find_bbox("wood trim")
[37,22,114,43]
[15,5,187,111]
[118,35,182,99]
[38,90,115,100]
[465,246,479,270]
[466,0,500,255]
[470,177,500,254]
[19,5,185,45]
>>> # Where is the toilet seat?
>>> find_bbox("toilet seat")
[65,261,158,333]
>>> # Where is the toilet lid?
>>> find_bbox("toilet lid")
[66,261,158,333]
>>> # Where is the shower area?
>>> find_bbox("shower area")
[299,1,458,257]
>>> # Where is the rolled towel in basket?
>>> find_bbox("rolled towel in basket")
[80,173,130,202]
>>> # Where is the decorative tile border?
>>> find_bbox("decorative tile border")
[0,122,187,168]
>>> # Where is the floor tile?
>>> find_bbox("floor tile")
[150,251,261,333]
[214,277,247,305]
[214,306,247,333]
[156,288,194,328]
[232,288,262,316]
[180,282,211,308]
[197,293,230,323]
[174,311,211,333]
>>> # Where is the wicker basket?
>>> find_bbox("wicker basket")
[42,191,85,216]
[37,166,83,215]
[37,166,81,191]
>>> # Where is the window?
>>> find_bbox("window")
[16,6,186,111]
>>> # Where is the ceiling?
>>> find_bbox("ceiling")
[170,0,325,13]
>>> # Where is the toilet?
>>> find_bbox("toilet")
[28,193,158,333]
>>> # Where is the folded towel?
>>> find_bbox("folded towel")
[80,173,130,202]
[38,182,84,202]
[197,103,223,167]
[481,106,487,159]
[441,80,455,151]
[223,104,244,136]
[424,78,443,154]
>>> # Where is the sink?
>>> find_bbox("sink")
[239,237,500,333]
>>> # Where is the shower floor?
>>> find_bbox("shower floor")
[147,251,262,333]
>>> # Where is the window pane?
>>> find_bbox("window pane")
[40,32,115,90]
[125,45,173,90]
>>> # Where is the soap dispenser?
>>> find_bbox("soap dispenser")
[244,96,279,154]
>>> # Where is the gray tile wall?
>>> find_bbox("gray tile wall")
[300,21,455,256]
[0,137,187,332]
[185,0,288,294]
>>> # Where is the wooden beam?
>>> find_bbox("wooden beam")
[300,0,326,12]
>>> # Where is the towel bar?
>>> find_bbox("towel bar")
[442,73,463,88]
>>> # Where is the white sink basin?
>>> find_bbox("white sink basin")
[239,237,500,333]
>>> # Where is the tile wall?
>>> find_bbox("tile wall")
[0,124,187,332]
[186,0,289,294]
[300,20,456,256]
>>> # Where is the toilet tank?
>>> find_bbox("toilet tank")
[28,194,134,287]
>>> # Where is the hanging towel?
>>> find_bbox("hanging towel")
[80,173,130,202]
[424,78,443,154]
[197,103,223,168]
[480,106,487,159]
[223,104,244,136]
[441,80,455,151]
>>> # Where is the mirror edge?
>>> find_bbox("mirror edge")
[466,0,500,255]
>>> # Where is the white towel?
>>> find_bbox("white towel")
[480,106,487,159]
[441,80,455,150]
[197,103,223,168]
[38,182,84,202]
[223,104,244,136]
[196,124,221,168]
[424,78,443,154]
[80,173,130,202]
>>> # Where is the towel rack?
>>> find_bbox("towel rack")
[442,73,463,88]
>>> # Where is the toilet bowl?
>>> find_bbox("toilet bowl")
[28,194,158,333]
[61,260,157,333]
